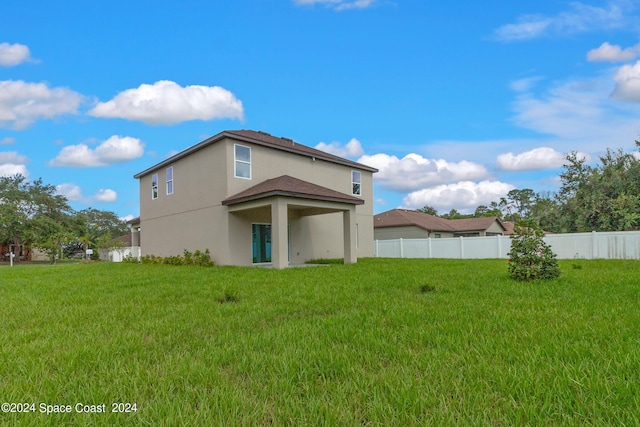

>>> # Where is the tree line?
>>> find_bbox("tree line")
[0,174,130,263]
[418,142,640,233]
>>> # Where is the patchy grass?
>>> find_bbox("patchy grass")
[0,258,638,425]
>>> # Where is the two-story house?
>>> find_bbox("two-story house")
[133,130,378,268]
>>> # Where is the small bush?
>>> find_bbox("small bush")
[507,219,561,281]
[139,249,215,267]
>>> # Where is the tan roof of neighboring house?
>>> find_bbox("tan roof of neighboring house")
[134,130,378,179]
[374,209,506,233]
[222,175,364,206]
[374,209,456,232]
[448,216,507,232]
[502,221,515,235]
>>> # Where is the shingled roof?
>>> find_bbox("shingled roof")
[134,129,377,178]
[374,209,506,233]
[222,175,364,206]
[374,209,456,232]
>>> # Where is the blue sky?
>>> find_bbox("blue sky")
[2,0,640,220]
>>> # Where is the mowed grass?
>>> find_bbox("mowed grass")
[1,259,639,426]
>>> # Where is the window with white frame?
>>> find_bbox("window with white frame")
[151,173,158,199]
[352,171,361,196]
[166,166,174,195]
[234,144,251,179]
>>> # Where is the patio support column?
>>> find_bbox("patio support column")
[271,198,289,269]
[343,206,357,264]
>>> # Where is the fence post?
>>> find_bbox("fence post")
[459,236,464,259]
[591,231,597,259]
[497,235,501,258]
[428,237,432,259]
[375,240,378,257]
[400,238,404,258]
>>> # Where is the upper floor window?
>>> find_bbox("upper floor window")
[235,144,251,179]
[151,174,158,199]
[352,171,361,196]
[166,166,174,195]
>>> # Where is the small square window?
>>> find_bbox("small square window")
[352,171,361,196]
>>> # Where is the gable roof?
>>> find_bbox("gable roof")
[222,175,364,206]
[374,209,456,232]
[374,209,506,233]
[134,130,378,179]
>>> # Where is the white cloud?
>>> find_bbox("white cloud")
[56,183,118,203]
[496,147,567,171]
[587,42,640,62]
[0,137,16,145]
[315,138,364,158]
[49,135,144,167]
[0,80,83,130]
[120,214,135,222]
[403,181,516,211]
[94,189,117,202]
[0,151,28,177]
[0,163,28,177]
[494,1,627,41]
[56,183,83,201]
[358,152,489,192]
[611,60,640,102]
[510,76,543,92]
[0,42,32,66]
[88,80,244,125]
[0,151,27,164]
[512,79,611,140]
[494,17,552,41]
[293,0,375,10]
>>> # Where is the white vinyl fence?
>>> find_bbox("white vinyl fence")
[375,231,640,260]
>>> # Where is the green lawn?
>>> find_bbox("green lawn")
[1,259,638,426]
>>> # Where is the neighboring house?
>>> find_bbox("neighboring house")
[374,209,507,240]
[133,130,378,268]
[98,221,141,262]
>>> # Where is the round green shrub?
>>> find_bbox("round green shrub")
[508,219,561,281]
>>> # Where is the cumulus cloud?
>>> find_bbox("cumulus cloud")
[315,138,364,158]
[56,183,117,203]
[587,42,640,62]
[611,60,640,102]
[293,0,375,10]
[494,1,627,41]
[0,137,16,145]
[94,189,117,202]
[496,147,567,171]
[88,80,244,125]
[0,80,83,130]
[402,181,516,211]
[0,151,29,177]
[0,42,32,66]
[358,152,489,192]
[49,135,144,167]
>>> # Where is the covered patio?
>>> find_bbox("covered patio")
[222,175,364,268]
